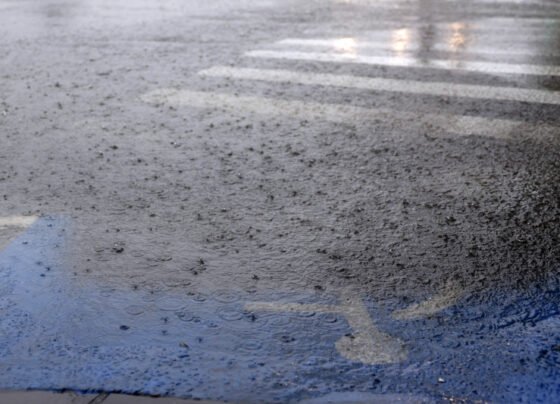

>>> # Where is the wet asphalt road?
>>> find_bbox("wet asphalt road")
[1,0,560,403]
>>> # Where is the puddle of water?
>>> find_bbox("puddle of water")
[0,217,559,403]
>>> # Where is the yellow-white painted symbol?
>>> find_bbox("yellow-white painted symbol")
[0,215,38,251]
[392,288,460,320]
[246,289,407,365]
[246,287,460,365]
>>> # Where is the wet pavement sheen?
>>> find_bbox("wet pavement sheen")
[1,0,560,403]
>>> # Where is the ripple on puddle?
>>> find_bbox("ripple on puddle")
[321,313,339,323]
[125,305,145,316]
[157,296,186,311]
[175,309,194,322]
[190,293,207,302]
[213,289,240,304]
[217,307,244,321]
[236,338,263,353]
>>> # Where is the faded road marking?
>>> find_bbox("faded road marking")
[245,50,560,77]
[141,89,559,142]
[245,302,339,314]
[0,216,38,228]
[393,289,461,320]
[0,216,37,251]
[200,66,560,105]
[245,287,466,365]
[246,290,407,365]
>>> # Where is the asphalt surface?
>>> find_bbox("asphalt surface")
[0,0,560,403]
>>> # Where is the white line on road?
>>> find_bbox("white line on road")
[0,216,37,251]
[199,66,560,105]
[141,89,559,141]
[245,290,407,365]
[245,302,339,313]
[245,50,560,77]
[0,216,37,228]
[392,289,461,320]
[335,291,407,364]
[244,286,467,364]
[276,38,560,58]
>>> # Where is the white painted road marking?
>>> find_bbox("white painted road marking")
[141,89,559,142]
[245,50,560,77]
[244,302,339,314]
[200,66,560,105]
[392,288,461,320]
[245,288,463,364]
[245,290,408,365]
[0,215,37,251]
[276,38,560,57]
[0,216,38,228]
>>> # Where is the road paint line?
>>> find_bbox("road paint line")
[245,290,407,364]
[0,216,38,228]
[244,302,339,313]
[200,66,560,105]
[392,289,461,320]
[0,216,38,251]
[245,50,560,77]
[276,38,560,57]
[141,89,559,142]
[335,290,407,364]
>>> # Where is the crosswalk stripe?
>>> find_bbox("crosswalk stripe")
[199,66,560,105]
[141,89,558,141]
[276,38,560,57]
[245,50,560,77]
[0,216,37,251]
[0,216,37,228]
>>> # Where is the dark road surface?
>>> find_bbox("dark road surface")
[1,0,560,402]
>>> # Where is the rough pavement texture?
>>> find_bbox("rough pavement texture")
[1,0,558,314]
[0,0,559,403]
